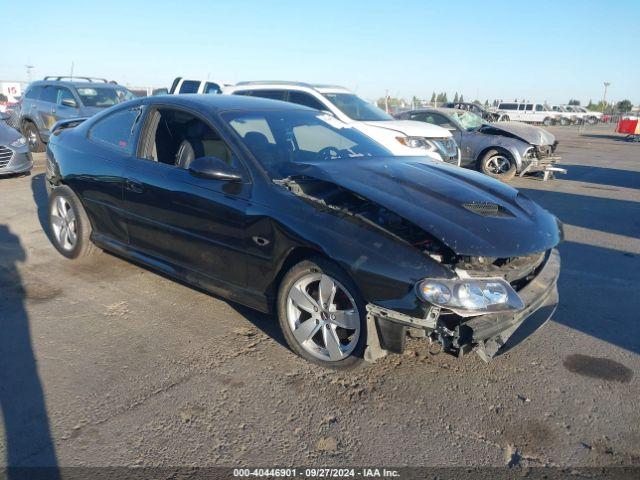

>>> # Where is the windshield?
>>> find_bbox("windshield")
[76,87,136,108]
[223,110,391,179]
[321,92,392,121]
[451,111,486,131]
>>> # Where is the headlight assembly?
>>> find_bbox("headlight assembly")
[396,136,437,151]
[417,277,524,316]
[10,136,27,148]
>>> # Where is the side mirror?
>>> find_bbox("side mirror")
[188,156,242,182]
[61,98,77,108]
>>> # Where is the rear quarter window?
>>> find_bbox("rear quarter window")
[89,107,141,154]
[178,80,200,94]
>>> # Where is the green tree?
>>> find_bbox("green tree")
[616,99,633,113]
[484,99,490,107]
[459,94,464,102]
[430,92,436,103]
[568,99,580,106]
[453,92,459,103]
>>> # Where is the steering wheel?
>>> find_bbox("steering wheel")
[317,146,341,161]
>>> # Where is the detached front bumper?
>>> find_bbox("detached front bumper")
[520,155,566,180]
[460,248,560,360]
[0,147,33,176]
[365,249,560,362]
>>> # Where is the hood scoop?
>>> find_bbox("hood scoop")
[462,202,514,218]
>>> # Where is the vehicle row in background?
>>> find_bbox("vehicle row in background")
[228,81,460,163]
[396,108,565,181]
[491,101,601,126]
[18,76,136,152]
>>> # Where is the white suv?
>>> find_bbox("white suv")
[169,77,230,95]
[228,82,460,164]
[550,105,578,125]
[496,102,559,126]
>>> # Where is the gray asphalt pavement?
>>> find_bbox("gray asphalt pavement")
[1,126,639,469]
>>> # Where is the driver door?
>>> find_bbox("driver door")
[121,107,253,288]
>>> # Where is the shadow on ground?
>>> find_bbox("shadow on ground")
[556,165,640,190]
[0,225,60,479]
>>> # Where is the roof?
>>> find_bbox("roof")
[139,93,313,113]
[233,81,351,94]
[29,78,126,89]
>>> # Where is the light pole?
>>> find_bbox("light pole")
[602,82,610,113]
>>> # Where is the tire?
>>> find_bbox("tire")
[558,117,569,126]
[22,121,45,153]
[587,116,597,125]
[500,115,510,122]
[544,117,554,127]
[479,149,517,182]
[277,257,367,369]
[48,185,97,259]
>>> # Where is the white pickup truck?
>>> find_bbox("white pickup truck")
[495,102,560,126]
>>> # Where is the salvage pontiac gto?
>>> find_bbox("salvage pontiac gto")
[45,95,561,367]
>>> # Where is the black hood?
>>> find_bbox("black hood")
[292,157,560,257]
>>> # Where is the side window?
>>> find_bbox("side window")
[242,90,286,101]
[142,108,242,172]
[525,104,533,111]
[293,124,355,153]
[25,86,42,100]
[287,91,325,110]
[89,107,141,154]
[41,86,61,104]
[427,113,454,129]
[500,103,516,110]
[409,113,427,122]
[57,88,75,106]
[203,82,221,94]
[178,80,200,94]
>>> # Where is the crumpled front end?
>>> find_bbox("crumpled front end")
[520,142,566,180]
[365,249,560,362]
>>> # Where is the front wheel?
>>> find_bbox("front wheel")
[48,185,97,259]
[558,117,569,126]
[544,117,554,126]
[499,114,510,121]
[480,149,516,181]
[22,121,45,153]
[277,258,366,368]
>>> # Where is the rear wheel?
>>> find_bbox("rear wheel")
[480,149,516,181]
[48,185,97,259]
[277,258,366,369]
[543,117,554,126]
[558,117,569,126]
[22,121,45,153]
[500,114,510,121]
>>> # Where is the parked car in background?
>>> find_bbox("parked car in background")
[45,94,562,366]
[495,102,559,126]
[229,81,460,163]
[396,108,565,181]
[19,76,135,152]
[169,77,229,95]
[443,102,500,122]
[565,106,600,124]
[550,105,578,125]
[0,112,32,176]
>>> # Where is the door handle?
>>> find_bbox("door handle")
[125,178,144,194]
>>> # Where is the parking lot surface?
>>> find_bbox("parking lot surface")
[1,126,639,468]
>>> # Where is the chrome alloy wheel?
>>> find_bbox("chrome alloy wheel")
[50,196,77,251]
[486,155,511,174]
[286,273,360,362]
[27,126,38,149]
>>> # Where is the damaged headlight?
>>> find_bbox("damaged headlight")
[417,278,524,316]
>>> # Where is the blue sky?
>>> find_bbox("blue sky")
[2,0,638,105]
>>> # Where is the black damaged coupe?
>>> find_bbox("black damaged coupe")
[45,95,561,367]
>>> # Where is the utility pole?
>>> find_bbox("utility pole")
[25,64,34,82]
[384,89,389,114]
[69,61,74,80]
[602,82,610,113]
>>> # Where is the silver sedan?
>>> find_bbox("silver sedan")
[396,108,565,181]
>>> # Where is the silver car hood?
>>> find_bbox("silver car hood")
[486,121,556,146]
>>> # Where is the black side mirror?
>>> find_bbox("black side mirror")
[188,156,242,182]
[61,98,77,108]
